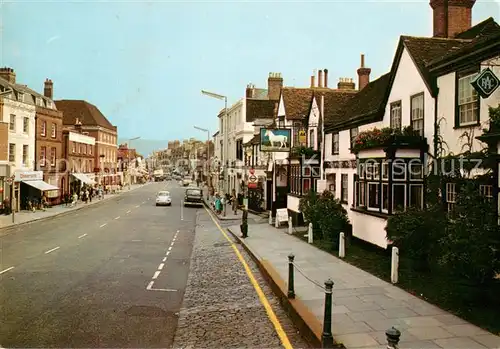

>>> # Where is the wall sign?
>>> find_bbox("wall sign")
[276,208,289,224]
[14,171,43,182]
[471,68,500,98]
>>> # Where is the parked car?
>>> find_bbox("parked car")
[184,187,203,207]
[155,191,172,206]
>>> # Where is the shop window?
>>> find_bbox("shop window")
[341,174,348,203]
[446,183,456,212]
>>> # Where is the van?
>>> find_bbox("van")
[184,187,203,207]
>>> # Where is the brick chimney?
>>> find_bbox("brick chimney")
[430,0,476,38]
[246,83,254,98]
[318,70,324,88]
[268,72,283,100]
[357,54,371,91]
[310,74,316,88]
[44,78,53,99]
[337,78,356,90]
[0,67,16,84]
[324,69,329,88]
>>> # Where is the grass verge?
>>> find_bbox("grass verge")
[292,230,500,335]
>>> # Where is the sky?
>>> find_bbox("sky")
[1,0,499,149]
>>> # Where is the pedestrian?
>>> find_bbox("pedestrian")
[89,187,93,202]
[72,192,78,207]
[214,193,222,214]
[231,189,238,215]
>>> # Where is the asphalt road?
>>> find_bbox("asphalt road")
[0,181,197,348]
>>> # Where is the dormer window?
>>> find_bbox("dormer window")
[18,92,24,102]
[47,100,53,108]
[36,97,42,106]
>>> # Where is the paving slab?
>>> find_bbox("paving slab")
[227,222,500,349]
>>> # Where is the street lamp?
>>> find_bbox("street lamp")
[194,125,211,198]
[201,89,228,195]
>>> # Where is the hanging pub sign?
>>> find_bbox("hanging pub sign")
[471,68,500,98]
[298,129,307,146]
[260,128,291,152]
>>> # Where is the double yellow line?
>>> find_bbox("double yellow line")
[205,207,293,349]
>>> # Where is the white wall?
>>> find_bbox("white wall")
[3,99,36,172]
[437,55,500,156]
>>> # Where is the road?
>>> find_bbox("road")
[0,182,308,348]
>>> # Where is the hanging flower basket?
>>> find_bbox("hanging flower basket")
[290,146,321,158]
[351,126,425,153]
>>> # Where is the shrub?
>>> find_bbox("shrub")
[299,191,324,239]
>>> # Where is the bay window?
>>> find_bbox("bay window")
[291,163,320,196]
[355,158,424,215]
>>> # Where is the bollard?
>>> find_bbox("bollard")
[386,327,401,349]
[287,254,295,298]
[321,279,334,348]
[269,211,273,225]
[339,232,345,258]
[391,246,399,284]
[275,214,279,228]
[308,223,313,244]
[288,217,293,235]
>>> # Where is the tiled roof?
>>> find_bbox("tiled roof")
[55,100,116,130]
[253,88,268,99]
[324,73,392,133]
[281,88,315,120]
[455,17,500,40]
[246,99,277,122]
[311,90,357,129]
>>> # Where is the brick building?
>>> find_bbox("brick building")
[55,100,120,187]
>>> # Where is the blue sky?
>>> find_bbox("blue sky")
[1,0,499,145]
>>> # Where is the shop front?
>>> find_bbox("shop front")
[70,172,96,194]
[14,170,59,211]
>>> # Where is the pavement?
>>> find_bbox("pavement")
[0,183,148,230]
[0,180,310,348]
[227,221,500,349]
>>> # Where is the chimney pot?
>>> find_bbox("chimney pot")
[324,69,329,88]
[318,70,323,88]
[361,54,365,68]
[44,78,54,99]
[357,54,371,91]
[0,67,16,84]
[310,75,315,88]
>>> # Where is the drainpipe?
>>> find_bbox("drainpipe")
[433,88,439,175]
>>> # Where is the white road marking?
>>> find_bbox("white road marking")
[142,201,145,204]
[78,233,87,239]
[146,281,176,292]
[162,257,167,262]
[152,271,161,279]
[168,246,172,251]
[100,223,107,228]
[147,281,154,290]
[132,239,142,242]
[0,266,14,275]
[135,205,140,208]
[166,251,170,256]
[177,230,180,233]
[158,263,164,270]
[126,210,131,214]
[114,216,120,220]
[44,246,60,254]
[170,241,175,246]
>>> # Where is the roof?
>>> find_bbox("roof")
[245,134,261,146]
[246,99,277,122]
[55,100,116,130]
[253,88,268,99]
[324,73,392,133]
[281,88,315,120]
[310,89,357,128]
[0,76,57,110]
[455,17,500,40]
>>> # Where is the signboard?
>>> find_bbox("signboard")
[276,208,289,224]
[248,174,258,188]
[471,68,500,98]
[298,130,307,146]
[260,128,291,152]
[14,171,43,182]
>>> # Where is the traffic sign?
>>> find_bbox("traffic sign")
[249,168,255,175]
[471,68,499,99]
[249,174,257,182]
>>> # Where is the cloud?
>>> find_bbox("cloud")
[46,35,60,44]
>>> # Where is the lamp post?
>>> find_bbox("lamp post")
[201,89,228,195]
[194,125,211,198]
[99,154,105,189]
[245,146,253,209]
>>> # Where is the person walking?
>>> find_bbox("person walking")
[231,189,238,215]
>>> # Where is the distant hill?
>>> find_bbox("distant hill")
[118,138,170,157]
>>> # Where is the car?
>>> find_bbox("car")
[155,191,172,206]
[183,187,203,207]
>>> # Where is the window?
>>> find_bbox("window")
[51,123,56,138]
[36,97,42,106]
[8,143,15,162]
[18,92,24,102]
[341,174,348,203]
[236,139,243,161]
[9,114,15,131]
[83,144,87,155]
[328,173,336,193]
[40,146,46,166]
[367,182,380,210]
[350,127,358,147]
[446,183,456,212]
[410,184,424,208]
[72,142,76,153]
[457,71,479,126]
[22,145,28,165]
[41,121,47,136]
[332,133,339,155]
[411,93,424,136]
[302,178,311,194]
[23,117,29,133]
[309,129,315,149]
[50,147,56,166]
[393,184,406,212]
[480,185,493,199]
[390,101,402,130]
[47,100,53,108]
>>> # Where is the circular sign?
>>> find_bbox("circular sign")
[249,168,255,175]
[6,177,13,185]
[249,174,257,182]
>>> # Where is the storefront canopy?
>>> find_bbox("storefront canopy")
[71,173,96,185]
[22,180,59,192]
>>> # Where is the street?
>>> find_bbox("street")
[0,182,308,348]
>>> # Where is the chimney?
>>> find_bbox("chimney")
[246,83,254,98]
[357,54,371,91]
[44,78,53,99]
[430,0,476,38]
[75,118,82,133]
[267,72,283,100]
[0,67,16,84]
[324,69,329,88]
[318,70,324,88]
[310,75,316,88]
[337,78,356,90]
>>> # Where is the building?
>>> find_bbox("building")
[62,120,97,194]
[323,1,500,247]
[55,100,120,189]
[0,68,59,212]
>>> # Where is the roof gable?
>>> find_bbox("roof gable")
[281,88,314,120]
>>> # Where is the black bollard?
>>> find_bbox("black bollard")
[287,254,295,299]
[386,327,401,349]
[321,279,334,348]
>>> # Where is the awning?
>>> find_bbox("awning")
[71,173,96,185]
[22,180,59,191]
